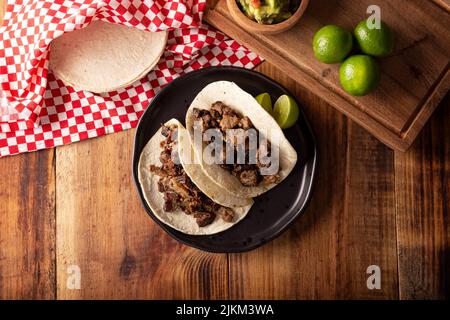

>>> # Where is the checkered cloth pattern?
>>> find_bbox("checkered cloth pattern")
[0,0,262,157]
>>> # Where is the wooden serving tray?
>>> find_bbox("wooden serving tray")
[205,0,450,151]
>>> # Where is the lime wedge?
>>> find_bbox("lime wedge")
[272,95,300,129]
[255,93,273,114]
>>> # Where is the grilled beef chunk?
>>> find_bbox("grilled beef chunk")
[219,114,240,130]
[175,173,188,185]
[163,191,179,212]
[192,102,281,187]
[218,207,234,222]
[182,197,202,214]
[194,212,215,227]
[239,116,253,130]
[221,105,234,115]
[159,149,172,165]
[210,108,222,119]
[202,112,219,130]
[231,164,253,178]
[157,180,166,192]
[193,108,208,118]
[169,177,190,198]
[150,124,235,227]
[161,125,171,138]
[231,165,244,177]
[239,169,259,186]
[210,101,233,115]
[193,108,220,132]
[163,161,182,177]
[149,164,168,178]
[211,101,225,115]
[202,197,220,212]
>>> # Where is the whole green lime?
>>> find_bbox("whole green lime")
[354,20,394,57]
[313,25,353,64]
[339,55,380,96]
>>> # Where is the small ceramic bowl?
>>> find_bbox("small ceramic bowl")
[227,0,310,35]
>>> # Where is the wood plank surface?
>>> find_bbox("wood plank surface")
[229,64,399,299]
[432,0,450,12]
[55,131,228,299]
[205,0,450,151]
[336,122,398,298]
[395,94,450,299]
[0,1,56,300]
[0,0,449,300]
[0,151,56,299]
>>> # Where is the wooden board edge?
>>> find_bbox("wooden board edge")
[401,67,450,148]
[430,0,450,13]
[394,95,450,299]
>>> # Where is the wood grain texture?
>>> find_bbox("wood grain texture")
[0,0,55,300]
[0,0,449,300]
[0,151,56,299]
[229,64,398,299]
[395,94,450,299]
[205,0,450,151]
[431,0,450,12]
[337,122,398,299]
[55,131,228,299]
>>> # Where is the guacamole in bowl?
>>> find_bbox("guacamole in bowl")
[237,0,301,24]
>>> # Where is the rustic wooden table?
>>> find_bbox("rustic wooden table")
[0,2,448,300]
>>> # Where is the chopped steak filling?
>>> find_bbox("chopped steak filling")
[150,124,235,227]
[193,101,281,187]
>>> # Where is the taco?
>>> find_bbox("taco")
[138,119,253,235]
[186,81,298,198]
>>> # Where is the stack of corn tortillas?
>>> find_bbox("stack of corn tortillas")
[49,20,168,93]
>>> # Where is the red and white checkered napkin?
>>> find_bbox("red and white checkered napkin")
[0,0,262,157]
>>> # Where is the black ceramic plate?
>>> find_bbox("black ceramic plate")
[132,66,317,253]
